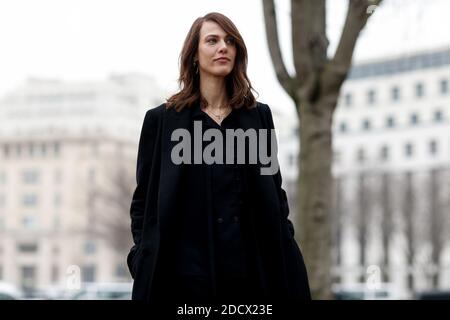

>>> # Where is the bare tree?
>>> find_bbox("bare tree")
[379,172,394,282]
[330,176,345,283]
[86,157,136,255]
[262,0,382,298]
[427,167,447,289]
[401,171,416,292]
[355,172,374,283]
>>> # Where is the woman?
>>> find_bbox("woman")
[127,12,311,304]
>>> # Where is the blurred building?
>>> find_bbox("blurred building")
[270,108,299,210]
[2,48,449,298]
[270,47,450,298]
[332,47,450,297]
[0,73,164,294]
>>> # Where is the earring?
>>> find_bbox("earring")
[193,61,199,74]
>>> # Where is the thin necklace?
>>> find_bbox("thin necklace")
[204,105,231,121]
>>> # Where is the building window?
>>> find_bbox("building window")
[84,241,96,255]
[339,122,347,133]
[27,143,35,158]
[434,110,443,122]
[21,265,36,292]
[440,79,448,95]
[429,140,438,155]
[391,86,400,101]
[18,243,38,253]
[40,143,47,157]
[22,194,38,207]
[344,93,352,107]
[22,215,38,230]
[415,82,424,98]
[22,170,40,184]
[367,89,376,105]
[16,145,22,157]
[54,142,61,157]
[386,116,395,128]
[51,265,59,283]
[2,145,10,158]
[405,143,414,157]
[410,113,419,125]
[356,148,366,163]
[362,119,371,131]
[380,145,389,161]
[81,265,96,283]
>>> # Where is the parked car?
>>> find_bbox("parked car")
[415,290,450,300]
[332,283,407,300]
[0,282,24,300]
[68,282,132,300]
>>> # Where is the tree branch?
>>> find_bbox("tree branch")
[325,0,383,92]
[291,0,328,103]
[262,0,296,100]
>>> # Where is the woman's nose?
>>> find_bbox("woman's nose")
[218,40,228,51]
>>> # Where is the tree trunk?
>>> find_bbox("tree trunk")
[296,98,334,299]
[262,0,383,299]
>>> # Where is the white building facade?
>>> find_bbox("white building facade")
[269,47,450,298]
[332,47,450,296]
[0,73,164,294]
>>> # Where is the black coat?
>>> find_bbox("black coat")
[127,101,311,302]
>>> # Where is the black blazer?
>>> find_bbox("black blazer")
[127,101,311,302]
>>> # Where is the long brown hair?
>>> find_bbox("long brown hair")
[166,12,258,112]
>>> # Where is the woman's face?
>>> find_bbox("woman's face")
[196,21,236,78]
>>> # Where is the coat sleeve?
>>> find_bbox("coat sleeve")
[261,103,296,238]
[127,108,158,276]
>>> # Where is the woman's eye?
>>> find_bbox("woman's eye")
[207,38,234,45]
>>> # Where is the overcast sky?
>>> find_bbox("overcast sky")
[1,0,449,117]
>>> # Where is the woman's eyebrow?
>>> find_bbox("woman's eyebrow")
[205,34,230,38]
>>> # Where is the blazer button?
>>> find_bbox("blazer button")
[217,217,223,223]
[233,216,240,223]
